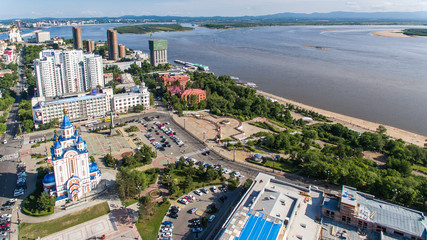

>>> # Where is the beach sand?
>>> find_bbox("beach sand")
[256,89,426,147]
[371,30,411,38]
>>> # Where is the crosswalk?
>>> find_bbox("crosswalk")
[0,152,19,161]
[175,147,210,159]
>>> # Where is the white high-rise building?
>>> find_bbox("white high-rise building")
[34,50,104,98]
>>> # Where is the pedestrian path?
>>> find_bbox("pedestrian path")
[0,152,19,161]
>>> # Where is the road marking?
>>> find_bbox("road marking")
[175,147,210,159]
[0,152,19,161]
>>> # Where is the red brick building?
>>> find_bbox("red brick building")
[161,74,190,89]
[180,89,206,103]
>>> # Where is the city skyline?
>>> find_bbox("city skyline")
[1,0,427,19]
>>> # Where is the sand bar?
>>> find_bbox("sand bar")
[256,89,426,147]
[371,30,411,38]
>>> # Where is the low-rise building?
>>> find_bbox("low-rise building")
[161,74,190,89]
[113,82,150,113]
[103,73,113,85]
[322,186,427,240]
[180,88,206,103]
[217,173,323,240]
[166,86,182,95]
[0,69,12,77]
[119,73,134,84]
[31,90,113,125]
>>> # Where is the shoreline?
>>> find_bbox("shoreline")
[256,89,426,147]
[371,30,411,38]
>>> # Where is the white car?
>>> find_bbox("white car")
[208,215,216,222]
[212,186,217,193]
[233,171,241,177]
[13,189,24,197]
[194,189,203,196]
[1,214,11,218]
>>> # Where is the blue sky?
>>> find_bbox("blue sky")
[2,0,427,19]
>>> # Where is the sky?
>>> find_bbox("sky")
[2,0,427,19]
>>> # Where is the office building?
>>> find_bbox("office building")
[87,40,95,52]
[31,89,113,124]
[148,39,167,66]
[72,26,83,50]
[107,29,118,60]
[113,82,150,113]
[118,44,126,58]
[42,110,101,205]
[34,50,104,98]
[217,173,323,240]
[36,31,51,43]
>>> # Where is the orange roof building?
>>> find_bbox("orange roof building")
[180,89,207,103]
[161,74,190,89]
[166,86,182,95]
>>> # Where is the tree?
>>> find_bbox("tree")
[133,104,144,113]
[36,192,55,212]
[22,119,34,132]
[89,156,95,163]
[182,175,193,190]
[104,154,118,168]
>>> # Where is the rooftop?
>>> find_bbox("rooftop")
[219,173,322,240]
[342,186,427,238]
[181,88,206,96]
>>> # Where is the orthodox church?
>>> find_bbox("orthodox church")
[42,109,101,205]
[8,25,23,43]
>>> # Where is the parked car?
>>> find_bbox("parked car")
[201,187,208,194]
[212,186,217,193]
[208,215,216,222]
[192,227,203,233]
[194,189,202,196]
[0,214,10,219]
[189,208,198,214]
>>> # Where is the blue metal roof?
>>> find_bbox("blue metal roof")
[39,93,107,106]
[56,194,67,201]
[54,140,61,149]
[89,162,99,173]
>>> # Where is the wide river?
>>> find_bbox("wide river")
[2,24,427,135]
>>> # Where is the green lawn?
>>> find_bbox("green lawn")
[19,202,110,240]
[136,202,170,240]
[249,159,299,173]
[124,198,139,207]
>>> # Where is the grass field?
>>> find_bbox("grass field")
[19,202,110,239]
[136,202,170,240]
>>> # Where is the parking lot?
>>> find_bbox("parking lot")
[161,184,241,240]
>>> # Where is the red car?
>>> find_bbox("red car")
[0,222,10,228]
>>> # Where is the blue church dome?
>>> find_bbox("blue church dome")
[76,136,83,143]
[60,109,72,129]
[54,140,61,149]
[89,162,99,173]
[43,173,55,184]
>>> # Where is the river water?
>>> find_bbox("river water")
[2,24,426,135]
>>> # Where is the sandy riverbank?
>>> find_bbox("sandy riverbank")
[371,30,411,38]
[256,89,426,147]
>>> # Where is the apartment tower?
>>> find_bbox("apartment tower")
[87,40,95,52]
[72,26,83,50]
[107,29,118,60]
[148,39,168,66]
[118,44,126,58]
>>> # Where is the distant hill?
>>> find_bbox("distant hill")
[2,11,427,23]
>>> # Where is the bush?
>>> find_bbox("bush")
[104,153,118,168]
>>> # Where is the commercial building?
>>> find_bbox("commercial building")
[72,26,83,50]
[107,29,118,60]
[36,31,51,43]
[217,173,323,240]
[31,89,113,124]
[113,82,150,113]
[118,44,126,58]
[149,39,167,66]
[180,89,206,103]
[322,186,427,240]
[42,110,101,205]
[34,49,104,98]
[87,40,95,52]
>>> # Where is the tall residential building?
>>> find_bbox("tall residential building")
[107,29,118,60]
[149,39,168,66]
[118,44,126,58]
[36,31,51,43]
[34,50,104,98]
[72,26,83,50]
[42,110,101,205]
[87,40,95,52]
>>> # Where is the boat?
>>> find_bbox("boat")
[175,60,210,71]
[244,82,257,88]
